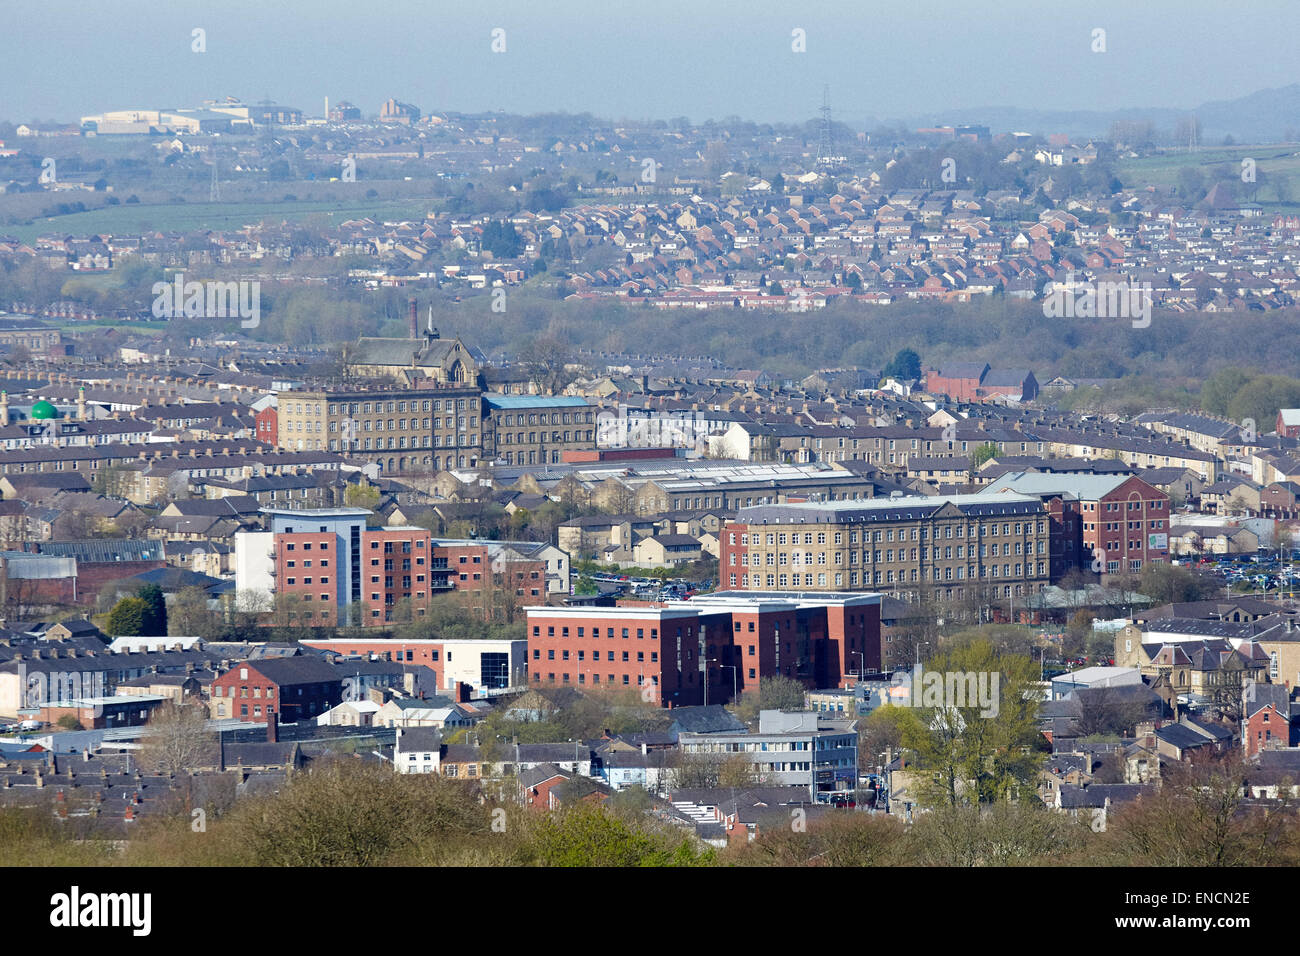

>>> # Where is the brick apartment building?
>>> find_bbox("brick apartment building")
[720,493,1052,603]
[270,521,443,626]
[250,509,564,627]
[981,472,1171,578]
[362,527,442,624]
[525,590,881,707]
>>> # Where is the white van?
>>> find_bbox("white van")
[18,720,42,731]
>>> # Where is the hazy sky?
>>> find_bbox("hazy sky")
[5,1,1298,125]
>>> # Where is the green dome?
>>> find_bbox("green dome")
[29,400,57,420]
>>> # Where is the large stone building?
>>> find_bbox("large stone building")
[275,383,483,473]
[720,493,1052,603]
[482,394,597,467]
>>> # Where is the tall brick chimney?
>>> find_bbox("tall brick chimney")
[408,298,418,339]
[266,710,278,743]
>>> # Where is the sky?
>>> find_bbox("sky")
[4,1,1299,125]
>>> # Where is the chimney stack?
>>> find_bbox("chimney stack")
[408,298,419,339]
[267,710,278,743]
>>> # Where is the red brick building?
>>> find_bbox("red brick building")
[925,363,1038,403]
[299,637,527,696]
[984,473,1170,578]
[1076,476,1171,577]
[363,527,436,624]
[255,405,278,445]
[1244,683,1295,758]
[525,591,880,707]
[273,530,341,624]
[271,525,437,626]
[925,362,989,403]
[209,656,342,723]
[434,540,546,616]
[1277,410,1300,439]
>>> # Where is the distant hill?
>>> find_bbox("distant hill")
[870,84,1300,144]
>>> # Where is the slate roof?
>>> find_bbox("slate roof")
[519,762,569,788]
[395,728,441,754]
[244,656,342,687]
[667,705,748,735]
[1058,783,1150,808]
[1155,723,1216,751]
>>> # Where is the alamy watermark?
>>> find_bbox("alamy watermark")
[152,271,261,328]
[1042,270,1151,328]
[596,406,711,454]
[889,664,1000,718]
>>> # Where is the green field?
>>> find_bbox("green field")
[1117,144,1300,197]
[3,198,436,242]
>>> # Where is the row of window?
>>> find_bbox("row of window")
[733,562,1047,588]
[332,434,480,450]
[536,649,660,662]
[500,430,592,444]
[321,416,477,433]
[318,398,475,415]
[502,411,594,425]
[730,540,1047,566]
[734,521,1046,548]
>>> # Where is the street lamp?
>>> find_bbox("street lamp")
[711,660,738,704]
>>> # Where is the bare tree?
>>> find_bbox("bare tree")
[518,336,577,396]
[1073,685,1150,737]
[1102,752,1298,866]
[137,701,215,776]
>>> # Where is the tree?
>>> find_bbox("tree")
[897,640,1045,808]
[518,336,577,396]
[727,809,905,866]
[882,348,921,382]
[1063,609,1097,659]
[1200,367,1252,416]
[858,704,911,772]
[167,586,224,639]
[969,441,999,472]
[136,584,167,636]
[137,702,214,776]
[758,675,806,711]
[55,715,84,731]
[0,566,44,622]
[732,675,805,724]
[105,596,148,636]
[1138,563,1215,605]
[343,482,380,511]
[906,801,1083,866]
[1099,753,1297,866]
[529,804,713,867]
[1073,685,1149,737]
[238,758,488,867]
[664,750,766,791]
